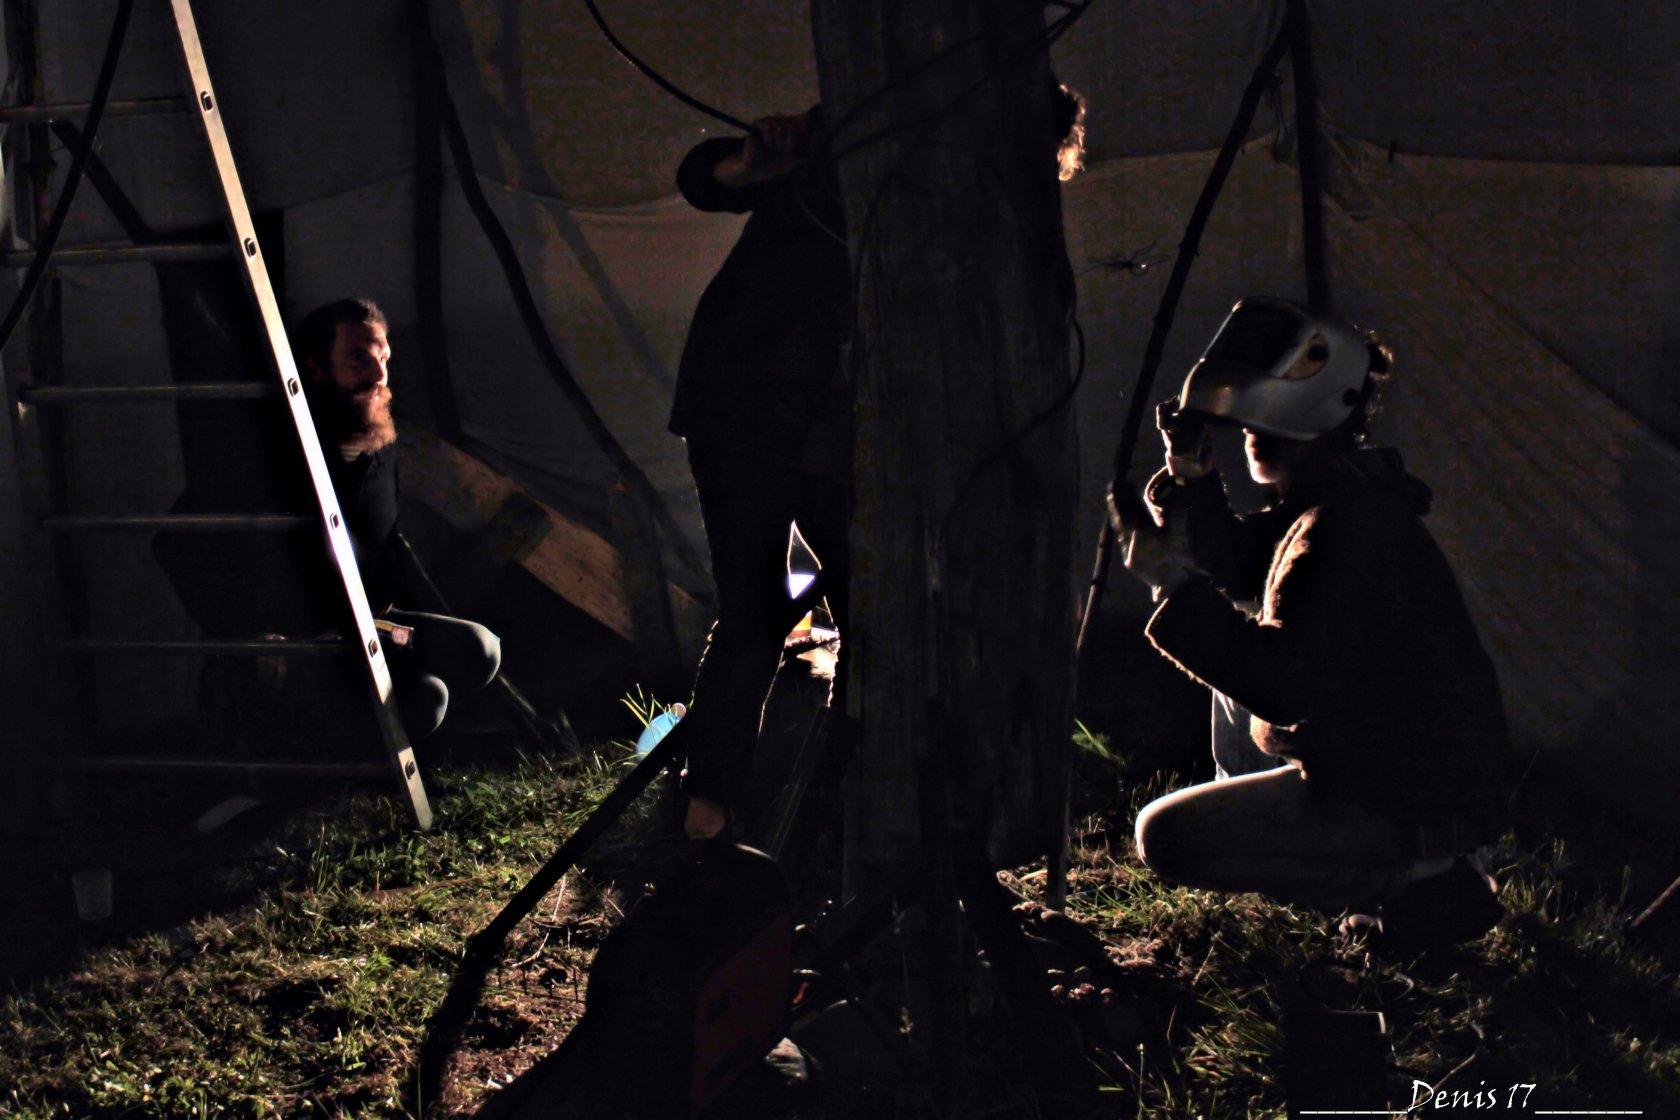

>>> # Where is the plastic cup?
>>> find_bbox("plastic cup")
[70,868,113,922]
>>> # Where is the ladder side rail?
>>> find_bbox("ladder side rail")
[168,0,431,830]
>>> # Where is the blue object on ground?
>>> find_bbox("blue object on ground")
[635,705,686,756]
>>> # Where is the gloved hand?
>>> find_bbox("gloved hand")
[1108,485,1199,599]
[1157,397,1215,479]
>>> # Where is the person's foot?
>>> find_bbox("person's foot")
[684,796,730,841]
[1339,856,1502,955]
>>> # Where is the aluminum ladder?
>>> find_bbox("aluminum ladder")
[0,0,432,828]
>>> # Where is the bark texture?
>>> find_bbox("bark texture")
[811,0,1078,870]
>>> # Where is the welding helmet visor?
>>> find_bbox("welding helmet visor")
[1177,297,1371,440]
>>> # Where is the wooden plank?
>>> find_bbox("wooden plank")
[397,426,710,657]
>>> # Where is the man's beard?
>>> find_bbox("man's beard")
[317,383,398,455]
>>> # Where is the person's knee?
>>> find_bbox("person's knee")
[1134,795,1196,885]
[400,676,449,740]
[471,623,502,687]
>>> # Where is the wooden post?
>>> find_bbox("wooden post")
[810,0,1079,881]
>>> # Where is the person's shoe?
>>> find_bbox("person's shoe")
[684,795,731,841]
[1340,857,1503,956]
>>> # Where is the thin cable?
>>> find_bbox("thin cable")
[0,0,136,355]
[578,0,756,136]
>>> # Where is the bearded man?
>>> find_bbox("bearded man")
[290,298,500,742]
[157,298,499,745]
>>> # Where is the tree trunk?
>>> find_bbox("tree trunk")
[811,0,1078,874]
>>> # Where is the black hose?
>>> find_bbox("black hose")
[578,0,757,137]
[1074,19,1292,651]
[0,0,136,355]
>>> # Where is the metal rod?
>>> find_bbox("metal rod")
[395,531,581,754]
[22,382,277,403]
[415,732,684,1107]
[58,638,352,655]
[1059,19,1294,914]
[1075,19,1293,653]
[44,513,312,532]
[0,242,225,266]
[0,96,189,122]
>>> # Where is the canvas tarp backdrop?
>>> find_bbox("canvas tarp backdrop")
[2,1,1675,819]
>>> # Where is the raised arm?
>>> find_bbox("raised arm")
[676,111,815,213]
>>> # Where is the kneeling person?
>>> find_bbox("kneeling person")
[1108,297,1509,949]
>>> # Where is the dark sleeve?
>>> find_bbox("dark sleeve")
[1146,468,1283,602]
[1143,505,1370,727]
[677,136,790,214]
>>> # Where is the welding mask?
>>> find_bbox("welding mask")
[1177,297,1372,440]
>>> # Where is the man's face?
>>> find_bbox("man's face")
[318,320,391,402]
[310,319,395,449]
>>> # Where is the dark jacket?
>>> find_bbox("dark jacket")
[322,445,403,613]
[1144,448,1510,839]
[670,130,851,475]
[156,427,408,637]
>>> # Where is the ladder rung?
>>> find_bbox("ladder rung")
[58,638,354,656]
[44,514,313,533]
[75,757,388,778]
[21,382,278,403]
[0,242,226,267]
[0,96,193,123]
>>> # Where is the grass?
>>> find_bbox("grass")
[1054,729,1680,1117]
[1,747,651,1119]
[2,727,1677,1119]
